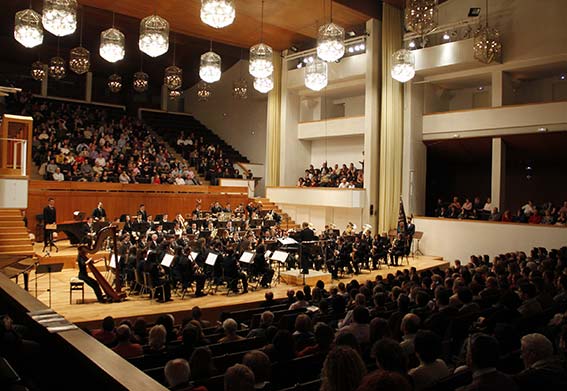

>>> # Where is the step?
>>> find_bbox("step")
[0,221,25,227]
[0,246,35,253]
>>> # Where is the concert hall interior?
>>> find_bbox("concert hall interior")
[1,1,567,391]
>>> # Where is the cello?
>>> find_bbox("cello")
[86,225,127,302]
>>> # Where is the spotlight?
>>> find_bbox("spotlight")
[477,86,484,91]
[297,62,303,69]
[360,43,365,50]
[408,40,416,49]
[348,47,354,53]
[468,7,481,17]
[308,56,314,63]
[303,58,308,63]
[289,45,299,53]
[443,32,450,41]
[560,74,566,80]
[347,31,356,37]
[537,127,548,132]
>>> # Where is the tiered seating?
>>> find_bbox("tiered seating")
[254,197,299,230]
[0,209,36,285]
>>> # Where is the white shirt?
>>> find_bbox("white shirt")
[53,172,64,181]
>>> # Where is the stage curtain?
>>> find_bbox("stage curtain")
[378,3,404,233]
[266,52,282,187]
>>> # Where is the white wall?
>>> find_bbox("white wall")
[310,135,364,168]
[279,204,363,233]
[414,217,567,263]
[184,60,268,165]
[0,179,28,208]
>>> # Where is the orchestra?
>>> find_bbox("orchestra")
[51,198,416,304]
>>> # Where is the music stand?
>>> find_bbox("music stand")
[270,251,288,285]
[413,231,424,256]
[36,263,64,308]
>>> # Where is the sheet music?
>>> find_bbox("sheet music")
[278,237,298,245]
[271,250,289,263]
[161,253,174,267]
[239,251,255,264]
[205,253,218,266]
[109,254,117,269]
[190,252,199,262]
[264,250,272,260]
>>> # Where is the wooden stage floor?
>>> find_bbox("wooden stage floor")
[26,241,448,329]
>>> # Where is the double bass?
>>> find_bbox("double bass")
[86,225,127,302]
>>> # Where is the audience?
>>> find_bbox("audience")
[297,162,364,188]
[112,324,143,359]
[320,346,367,391]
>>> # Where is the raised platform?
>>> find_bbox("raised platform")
[281,269,332,286]
[34,240,110,270]
[18,253,448,330]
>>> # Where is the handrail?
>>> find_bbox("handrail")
[31,94,126,110]
[298,115,365,125]
[414,216,567,229]
[266,186,366,191]
[423,100,567,116]
[0,138,27,176]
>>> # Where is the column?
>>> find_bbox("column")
[491,137,506,210]
[377,3,404,234]
[85,72,93,102]
[265,52,282,187]
[160,84,168,111]
[40,64,48,97]
[363,18,381,229]
[491,70,502,107]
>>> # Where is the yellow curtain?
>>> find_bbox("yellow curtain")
[378,3,404,233]
[266,52,282,187]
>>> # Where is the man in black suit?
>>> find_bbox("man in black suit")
[82,216,96,245]
[92,201,107,222]
[222,246,248,293]
[298,222,318,274]
[137,204,148,222]
[76,245,105,303]
[42,197,58,252]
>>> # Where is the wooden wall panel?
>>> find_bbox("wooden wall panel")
[27,181,249,228]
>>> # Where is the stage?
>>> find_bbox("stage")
[26,240,449,329]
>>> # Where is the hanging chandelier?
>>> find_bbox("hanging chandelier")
[317,23,345,62]
[169,90,182,100]
[48,56,66,80]
[197,81,211,101]
[305,58,328,91]
[69,47,90,75]
[200,0,236,29]
[42,0,77,37]
[133,71,149,93]
[249,0,273,79]
[253,74,273,94]
[14,8,43,48]
[200,50,222,83]
[164,65,183,90]
[233,78,248,99]
[391,49,415,83]
[139,14,169,57]
[404,0,438,36]
[107,74,122,93]
[31,61,47,81]
[100,27,125,63]
[473,0,502,64]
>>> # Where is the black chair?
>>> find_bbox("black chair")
[207,337,266,356]
[143,366,166,385]
[424,368,472,391]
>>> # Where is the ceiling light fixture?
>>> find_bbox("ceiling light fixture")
[31,61,46,81]
[317,0,345,62]
[473,0,502,64]
[304,58,328,91]
[42,0,77,37]
[139,14,169,57]
[391,49,415,83]
[165,35,183,90]
[249,0,273,79]
[253,74,274,93]
[69,8,90,74]
[200,0,235,29]
[107,74,122,93]
[197,81,211,101]
[14,6,43,48]
[100,13,125,63]
[200,41,221,83]
[404,0,438,36]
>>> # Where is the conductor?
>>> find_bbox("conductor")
[92,201,107,222]
[298,222,318,274]
[42,197,58,253]
[77,245,106,303]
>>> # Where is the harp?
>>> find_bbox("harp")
[86,225,126,302]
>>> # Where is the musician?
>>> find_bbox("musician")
[298,222,318,274]
[187,222,200,235]
[389,233,405,266]
[192,204,203,219]
[144,251,172,302]
[211,202,223,214]
[224,202,232,213]
[253,239,274,288]
[76,245,105,303]
[326,237,353,279]
[225,220,235,233]
[92,202,107,222]
[222,245,248,294]
[175,247,207,297]
[173,222,184,237]
[122,215,134,236]
[352,235,370,274]
[42,197,57,252]
[371,233,390,269]
[137,204,148,222]
[81,216,96,245]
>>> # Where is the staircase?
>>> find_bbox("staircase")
[0,209,37,280]
[141,111,250,164]
[255,197,300,230]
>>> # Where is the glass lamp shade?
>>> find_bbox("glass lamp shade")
[48,56,66,80]
[69,46,90,74]
[199,51,221,83]
[304,59,328,91]
[164,65,183,90]
[390,49,415,82]
[404,0,438,36]
[249,43,273,78]
[473,26,502,64]
[233,78,248,99]
[42,0,77,37]
[317,22,345,62]
[197,81,211,101]
[107,74,122,93]
[14,9,44,48]
[133,71,149,92]
[100,28,125,63]
[31,61,46,81]
[254,74,274,94]
[139,15,169,57]
[200,0,235,29]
